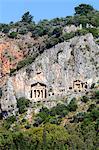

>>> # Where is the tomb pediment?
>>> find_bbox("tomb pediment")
[31,82,46,87]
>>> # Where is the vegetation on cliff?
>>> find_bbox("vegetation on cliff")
[0,4,99,75]
[0,3,99,150]
[0,88,99,150]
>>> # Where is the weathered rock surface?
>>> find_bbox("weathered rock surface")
[0,33,99,116]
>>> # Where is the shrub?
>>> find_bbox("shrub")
[49,117,59,124]
[75,29,89,36]
[17,97,30,114]
[46,36,59,49]
[95,90,99,99]
[17,53,38,70]
[67,98,78,112]
[8,32,17,38]
[63,32,75,40]
[4,116,16,129]
[81,96,89,103]
[90,109,99,121]
[10,68,17,75]
[2,25,10,33]
[50,103,68,117]
[87,104,96,112]
[33,116,43,127]
[88,28,99,38]
[72,112,85,123]
[18,28,27,35]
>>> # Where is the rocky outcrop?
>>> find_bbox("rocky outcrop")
[0,40,23,76]
[0,33,99,116]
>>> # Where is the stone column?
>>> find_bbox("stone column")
[41,90,43,99]
[34,90,36,99]
[44,88,46,99]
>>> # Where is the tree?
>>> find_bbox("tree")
[21,11,33,23]
[75,4,95,15]
[67,98,78,112]
[2,24,10,33]
[17,97,31,114]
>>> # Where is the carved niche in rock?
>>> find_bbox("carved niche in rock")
[30,82,47,101]
[73,80,87,92]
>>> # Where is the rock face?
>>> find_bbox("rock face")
[0,40,23,76]
[0,33,99,116]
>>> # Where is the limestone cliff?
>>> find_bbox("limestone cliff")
[0,33,99,116]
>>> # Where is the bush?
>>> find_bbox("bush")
[16,53,38,70]
[75,29,89,36]
[90,109,99,121]
[49,117,59,124]
[67,98,78,112]
[63,32,75,40]
[95,90,99,99]
[17,97,30,114]
[4,116,16,129]
[8,32,17,38]
[33,116,43,127]
[46,36,59,49]
[50,103,68,117]
[87,104,96,112]
[18,28,27,35]
[2,25,10,33]
[81,96,89,103]
[72,112,85,123]
[10,68,17,75]
[88,28,99,38]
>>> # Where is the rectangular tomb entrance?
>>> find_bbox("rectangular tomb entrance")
[73,80,87,92]
[30,82,47,101]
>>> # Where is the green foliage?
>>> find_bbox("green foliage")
[0,124,69,150]
[74,15,89,27]
[75,4,94,15]
[75,29,89,36]
[21,11,33,23]
[17,53,38,70]
[18,28,27,35]
[63,32,75,40]
[17,97,31,114]
[81,95,89,103]
[10,68,17,75]
[8,32,17,38]
[34,104,68,126]
[46,36,59,49]
[90,109,99,121]
[72,112,85,123]
[88,28,99,38]
[95,90,99,99]
[87,104,96,112]
[2,25,10,33]
[50,103,68,117]
[3,116,16,129]
[67,98,78,111]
